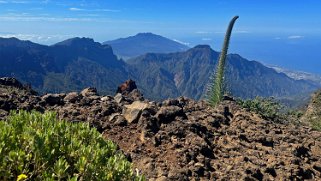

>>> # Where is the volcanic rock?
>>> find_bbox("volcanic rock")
[123,101,149,123]
[80,87,98,97]
[42,93,65,106]
[0,77,23,89]
[0,77,320,180]
[64,92,82,103]
[117,79,137,95]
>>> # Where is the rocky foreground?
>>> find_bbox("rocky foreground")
[1,77,321,180]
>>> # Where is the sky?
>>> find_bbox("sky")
[0,0,321,74]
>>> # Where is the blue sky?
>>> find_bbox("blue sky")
[0,0,321,73]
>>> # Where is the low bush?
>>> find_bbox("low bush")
[311,119,321,131]
[237,97,284,121]
[0,110,144,181]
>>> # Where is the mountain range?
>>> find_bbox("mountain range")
[0,37,127,94]
[0,34,319,105]
[128,45,317,101]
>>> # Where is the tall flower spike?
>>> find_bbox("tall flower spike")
[208,16,239,106]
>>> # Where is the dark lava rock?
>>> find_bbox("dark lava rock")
[64,92,82,103]
[0,77,23,89]
[42,94,65,106]
[0,77,37,95]
[0,78,321,180]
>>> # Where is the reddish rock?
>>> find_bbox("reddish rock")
[117,79,137,95]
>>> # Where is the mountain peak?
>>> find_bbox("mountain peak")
[188,45,217,55]
[0,37,41,47]
[104,33,189,59]
[54,37,99,47]
[193,45,211,49]
[135,32,157,37]
[0,37,20,42]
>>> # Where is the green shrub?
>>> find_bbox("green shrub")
[311,118,321,131]
[208,16,239,106]
[0,110,144,181]
[237,97,284,121]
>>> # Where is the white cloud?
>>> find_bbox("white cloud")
[69,7,120,12]
[213,31,225,34]
[274,37,281,40]
[1,0,30,4]
[0,15,94,22]
[98,9,121,12]
[0,14,155,24]
[197,30,250,34]
[29,7,43,10]
[11,0,29,3]
[234,30,250,34]
[195,31,211,34]
[202,38,212,41]
[77,13,100,17]
[0,33,73,43]
[0,0,48,4]
[172,39,190,46]
[288,35,304,39]
[69,7,84,11]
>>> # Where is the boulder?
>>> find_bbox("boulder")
[156,106,186,124]
[64,92,81,103]
[80,87,98,97]
[114,93,124,104]
[117,79,137,95]
[42,93,64,106]
[123,101,149,123]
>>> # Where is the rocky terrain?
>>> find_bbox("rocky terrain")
[1,77,321,180]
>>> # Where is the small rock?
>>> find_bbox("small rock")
[42,93,64,106]
[155,176,167,181]
[109,113,127,126]
[79,97,92,106]
[101,96,112,102]
[123,101,149,123]
[64,92,81,103]
[117,79,137,95]
[163,98,180,106]
[128,89,144,101]
[114,93,124,104]
[195,162,204,167]
[156,106,186,124]
[80,87,97,97]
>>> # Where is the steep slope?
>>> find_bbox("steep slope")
[0,37,128,94]
[0,37,55,88]
[128,45,318,100]
[103,33,189,59]
[301,89,321,130]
